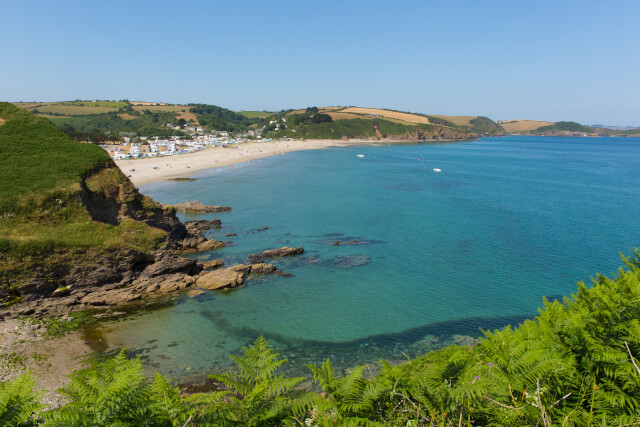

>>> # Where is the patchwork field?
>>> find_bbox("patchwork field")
[339,107,432,125]
[117,113,139,120]
[236,111,272,119]
[130,101,168,106]
[430,115,477,126]
[24,104,118,115]
[176,112,198,122]
[499,120,555,132]
[325,111,368,120]
[131,105,186,113]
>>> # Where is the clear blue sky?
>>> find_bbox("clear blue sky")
[2,0,639,125]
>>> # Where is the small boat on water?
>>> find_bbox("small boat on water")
[433,168,442,172]
[356,154,365,158]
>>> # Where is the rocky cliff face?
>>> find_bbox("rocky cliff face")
[0,164,221,318]
[388,126,477,142]
[78,166,188,242]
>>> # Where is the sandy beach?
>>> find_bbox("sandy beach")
[115,139,368,187]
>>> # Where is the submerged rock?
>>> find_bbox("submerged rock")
[320,255,371,270]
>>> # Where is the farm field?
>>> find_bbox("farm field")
[22,104,119,115]
[235,111,272,119]
[339,107,432,125]
[430,115,477,126]
[131,105,186,113]
[499,119,555,132]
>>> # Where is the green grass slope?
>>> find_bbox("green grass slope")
[0,103,111,212]
[0,103,170,305]
[531,121,594,135]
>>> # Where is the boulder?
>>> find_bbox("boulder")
[228,264,253,275]
[134,273,195,294]
[196,269,245,290]
[248,247,304,263]
[178,238,225,254]
[196,240,226,251]
[81,289,142,306]
[250,263,278,274]
[202,259,224,270]
[140,252,201,278]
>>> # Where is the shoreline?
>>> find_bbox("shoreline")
[116,139,367,187]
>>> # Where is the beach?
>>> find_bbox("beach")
[115,139,368,187]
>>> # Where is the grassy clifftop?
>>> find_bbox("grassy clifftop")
[0,103,173,306]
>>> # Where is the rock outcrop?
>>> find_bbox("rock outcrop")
[195,263,279,290]
[1,254,286,317]
[184,219,221,234]
[202,259,224,270]
[248,247,304,263]
[177,235,226,254]
[165,200,232,213]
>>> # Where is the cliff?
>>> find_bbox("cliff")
[0,103,213,317]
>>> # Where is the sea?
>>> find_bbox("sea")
[87,135,640,381]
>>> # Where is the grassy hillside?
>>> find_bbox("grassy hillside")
[265,106,504,139]
[15,102,506,140]
[0,103,170,305]
[531,121,594,135]
[0,103,111,211]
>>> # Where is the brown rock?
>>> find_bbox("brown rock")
[196,270,244,290]
[166,200,232,213]
[250,263,277,274]
[184,219,222,234]
[140,252,201,278]
[202,259,224,270]
[81,289,142,306]
[179,239,226,254]
[248,246,304,263]
[228,264,253,275]
[196,240,226,251]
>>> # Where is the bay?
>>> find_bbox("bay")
[90,135,640,380]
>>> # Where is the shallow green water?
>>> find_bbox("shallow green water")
[93,136,640,380]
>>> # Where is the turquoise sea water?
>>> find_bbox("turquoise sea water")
[93,136,640,380]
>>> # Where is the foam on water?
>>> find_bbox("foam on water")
[88,136,640,380]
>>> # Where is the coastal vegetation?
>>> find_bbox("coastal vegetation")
[530,121,594,135]
[3,249,640,425]
[499,119,640,136]
[0,103,173,306]
[14,102,507,142]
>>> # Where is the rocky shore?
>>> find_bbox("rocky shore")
[0,195,305,320]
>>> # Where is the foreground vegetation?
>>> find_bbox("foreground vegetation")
[3,250,640,425]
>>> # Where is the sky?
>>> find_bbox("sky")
[2,0,639,125]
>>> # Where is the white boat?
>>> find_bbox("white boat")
[356,154,365,158]
[433,168,442,172]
